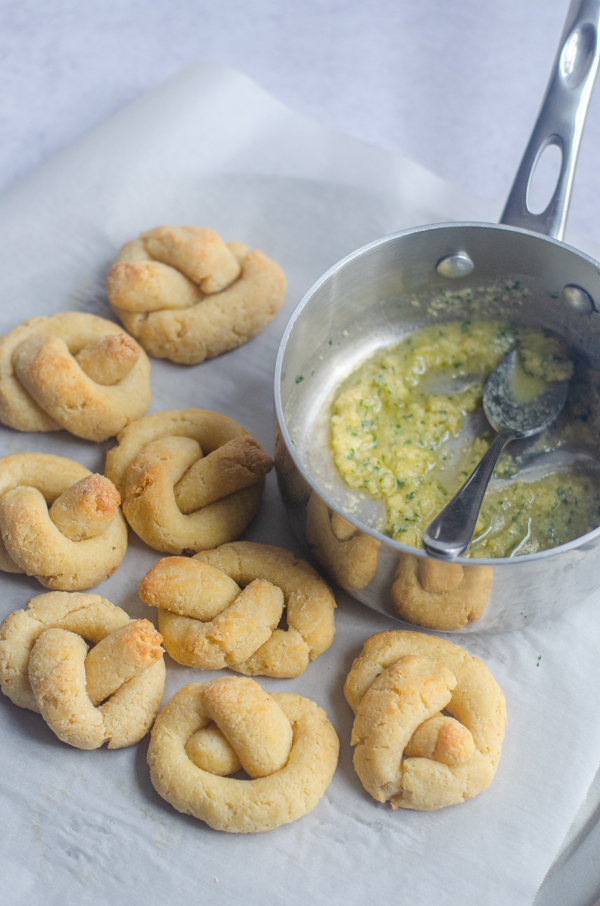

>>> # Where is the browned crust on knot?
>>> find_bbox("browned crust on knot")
[0,312,151,440]
[76,333,141,385]
[105,409,271,554]
[0,592,165,749]
[49,474,121,533]
[0,453,128,589]
[125,618,164,662]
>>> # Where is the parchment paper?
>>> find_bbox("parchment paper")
[1,62,599,906]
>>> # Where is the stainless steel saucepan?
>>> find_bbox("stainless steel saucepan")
[274,0,600,633]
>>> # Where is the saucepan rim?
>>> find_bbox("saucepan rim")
[274,219,600,567]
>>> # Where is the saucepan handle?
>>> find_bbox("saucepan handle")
[500,0,600,240]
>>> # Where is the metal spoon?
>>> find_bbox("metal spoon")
[421,350,570,559]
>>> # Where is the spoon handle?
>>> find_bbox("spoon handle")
[422,432,515,559]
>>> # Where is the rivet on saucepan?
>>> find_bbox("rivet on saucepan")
[436,252,474,279]
[562,284,595,312]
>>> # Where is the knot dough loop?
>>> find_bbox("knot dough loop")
[344,630,506,810]
[391,555,493,630]
[147,676,339,832]
[0,591,166,748]
[0,312,151,441]
[0,454,127,590]
[106,225,287,365]
[306,492,380,590]
[139,541,336,677]
[105,409,273,554]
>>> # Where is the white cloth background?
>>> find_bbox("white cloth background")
[1,3,600,906]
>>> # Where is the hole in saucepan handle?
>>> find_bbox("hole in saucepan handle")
[526,139,563,215]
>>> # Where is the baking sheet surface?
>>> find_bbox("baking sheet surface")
[1,62,599,906]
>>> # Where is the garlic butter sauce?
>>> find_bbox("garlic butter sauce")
[331,321,600,557]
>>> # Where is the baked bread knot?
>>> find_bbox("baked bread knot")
[306,492,379,590]
[344,631,506,810]
[106,226,286,364]
[0,312,151,441]
[140,541,336,677]
[147,676,339,832]
[0,591,166,748]
[0,453,127,589]
[105,409,273,554]
[391,554,493,630]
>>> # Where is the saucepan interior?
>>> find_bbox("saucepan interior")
[275,222,600,632]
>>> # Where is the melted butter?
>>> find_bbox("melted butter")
[330,320,600,558]
[509,356,550,404]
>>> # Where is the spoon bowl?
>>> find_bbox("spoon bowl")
[484,350,569,436]
[421,350,570,559]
